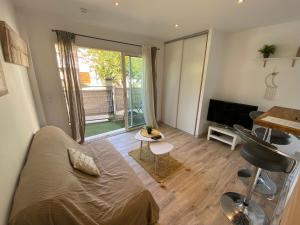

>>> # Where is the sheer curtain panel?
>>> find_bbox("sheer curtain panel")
[142,46,158,128]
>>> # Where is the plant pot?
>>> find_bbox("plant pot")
[263,53,270,58]
[146,126,153,134]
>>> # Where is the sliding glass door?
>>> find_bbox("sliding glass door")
[76,47,126,137]
[124,55,145,128]
[57,46,145,137]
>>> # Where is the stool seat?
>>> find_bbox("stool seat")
[254,127,267,139]
[150,142,174,175]
[270,130,291,145]
[249,111,264,120]
[150,142,174,155]
[241,143,292,173]
[272,130,290,138]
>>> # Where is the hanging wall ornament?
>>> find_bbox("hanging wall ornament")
[264,71,279,100]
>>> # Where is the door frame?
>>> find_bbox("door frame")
[121,52,129,131]
[121,52,145,131]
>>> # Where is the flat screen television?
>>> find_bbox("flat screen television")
[207,99,258,129]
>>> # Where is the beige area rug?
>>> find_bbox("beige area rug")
[129,146,186,185]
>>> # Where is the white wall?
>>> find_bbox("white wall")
[0,0,40,224]
[196,29,226,135]
[216,20,300,111]
[17,9,164,134]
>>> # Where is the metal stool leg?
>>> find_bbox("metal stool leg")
[238,169,277,198]
[244,168,261,206]
[220,167,269,225]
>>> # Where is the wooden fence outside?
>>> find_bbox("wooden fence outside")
[82,86,142,118]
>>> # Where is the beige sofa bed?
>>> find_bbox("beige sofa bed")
[9,126,159,225]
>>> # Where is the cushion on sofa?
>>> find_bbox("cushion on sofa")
[68,148,101,176]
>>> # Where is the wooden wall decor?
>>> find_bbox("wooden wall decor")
[0,21,29,67]
[0,58,8,97]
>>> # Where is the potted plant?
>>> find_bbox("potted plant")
[146,125,153,134]
[259,45,276,58]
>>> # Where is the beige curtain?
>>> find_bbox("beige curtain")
[142,46,158,128]
[55,30,85,143]
[151,47,158,118]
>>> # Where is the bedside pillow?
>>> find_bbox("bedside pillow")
[68,148,100,176]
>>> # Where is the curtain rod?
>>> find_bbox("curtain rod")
[52,29,160,50]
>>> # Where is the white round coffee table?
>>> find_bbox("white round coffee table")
[149,141,174,174]
[135,130,164,160]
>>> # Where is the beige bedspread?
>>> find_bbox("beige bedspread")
[9,126,159,225]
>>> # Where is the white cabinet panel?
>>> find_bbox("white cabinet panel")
[177,35,207,134]
[162,40,183,127]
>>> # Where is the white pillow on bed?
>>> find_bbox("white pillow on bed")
[68,148,100,176]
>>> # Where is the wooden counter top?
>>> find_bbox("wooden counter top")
[255,106,300,136]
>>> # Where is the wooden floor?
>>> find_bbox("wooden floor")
[90,124,276,225]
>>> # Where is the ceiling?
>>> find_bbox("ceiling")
[13,0,300,41]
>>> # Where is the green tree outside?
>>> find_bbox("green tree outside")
[78,48,122,86]
[78,48,143,87]
[125,56,143,88]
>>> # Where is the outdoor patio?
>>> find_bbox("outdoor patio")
[85,120,125,137]
[82,86,145,137]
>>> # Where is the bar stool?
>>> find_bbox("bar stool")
[238,111,291,198]
[220,125,296,225]
[249,111,291,145]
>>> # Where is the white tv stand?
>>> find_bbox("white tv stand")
[207,125,241,150]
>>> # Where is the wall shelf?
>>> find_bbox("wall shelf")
[262,57,300,67]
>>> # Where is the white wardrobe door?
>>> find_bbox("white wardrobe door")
[162,40,183,127]
[177,35,207,135]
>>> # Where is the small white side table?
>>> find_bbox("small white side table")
[150,142,174,174]
[207,125,241,150]
[135,130,164,159]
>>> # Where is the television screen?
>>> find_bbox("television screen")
[207,99,258,129]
